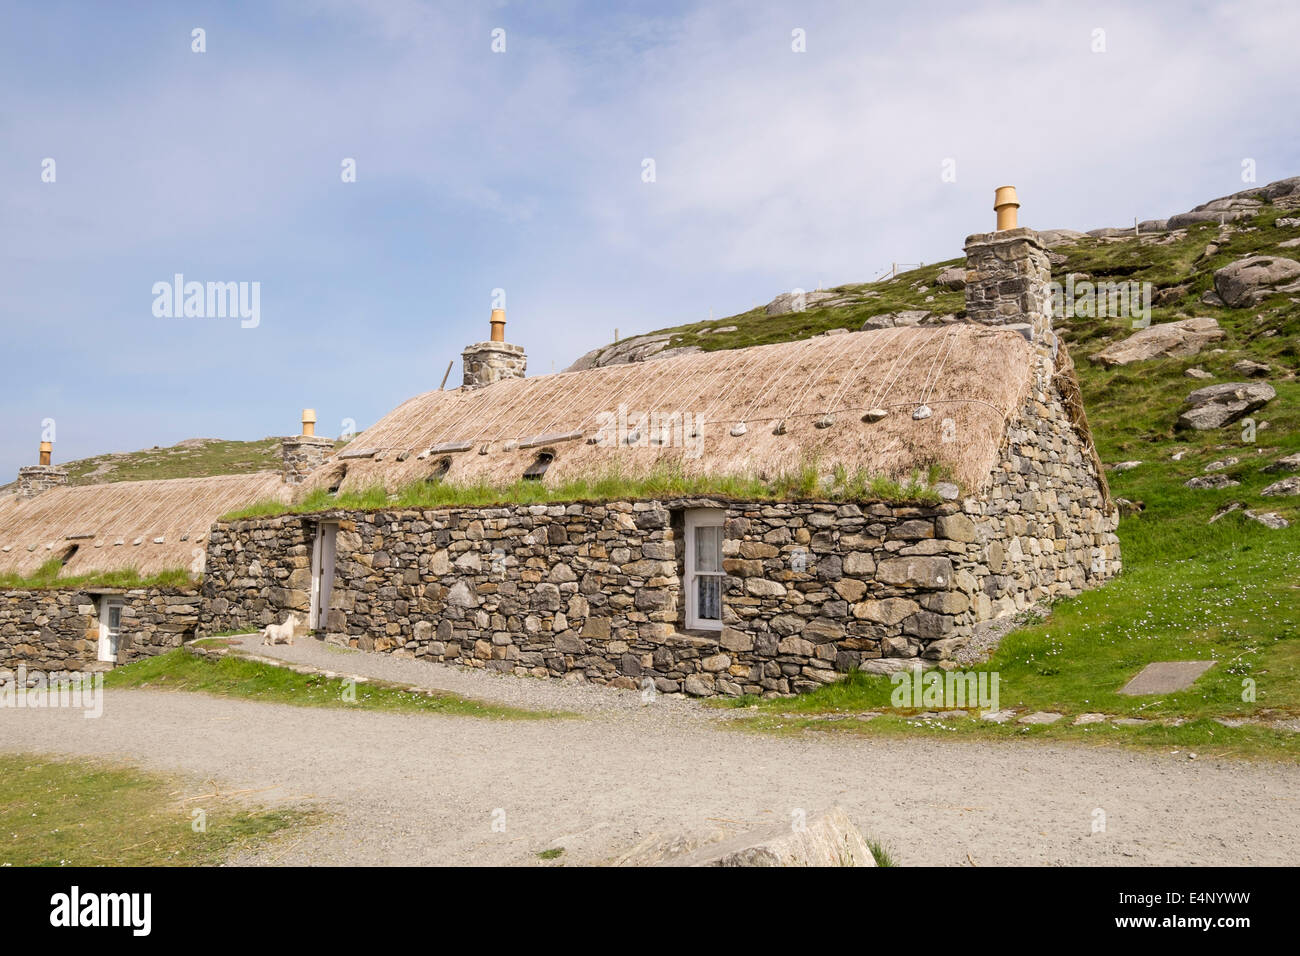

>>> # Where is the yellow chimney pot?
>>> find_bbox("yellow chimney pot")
[39,441,52,466]
[994,185,1020,231]
[489,308,506,343]
[301,408,317,437]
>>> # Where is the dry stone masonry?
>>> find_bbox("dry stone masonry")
[0,587,199,670]
[202,469,1118,697]
[462,341,527,389]
[281,435,336,485]
[15,465,69,499]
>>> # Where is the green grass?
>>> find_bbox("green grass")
[687,204,1300,760]
[536,847,565,860]
[0,558,195,590]
[721,520,1300,760]
[618,263,968,356]
[0,436,352,492]
[104,648,569,720]
[0,752,319,866]
[221,460,947,521]
[866,838,898,867]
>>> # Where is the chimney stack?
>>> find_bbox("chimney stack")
[17,439,69,498]
[462,307,527,389]
[962,185,1056,365]
[281,408,334,485]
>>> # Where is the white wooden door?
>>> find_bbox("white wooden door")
[97,599,123,662]
[685,509,725,631]
[309,523,338,631]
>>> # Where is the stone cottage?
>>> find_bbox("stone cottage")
[199,194,1122,695]
[0,426,318,670]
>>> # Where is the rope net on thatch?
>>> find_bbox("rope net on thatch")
[319,326,1040,496]
[0,472,289,578]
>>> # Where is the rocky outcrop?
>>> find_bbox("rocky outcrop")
[1264,452,1300,473]
[935,266,966,289]
[1167,176,1300,229]
[765,290,855,316]
[860,309,937,329]
[1213,255,1300,307]
[566,334,701,372]
[1261,476,1300,497]
[1037,229,1088,247]
[1177,381,1276,430]
[1091,317,1223,367]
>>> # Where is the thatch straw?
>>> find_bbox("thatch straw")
[0,472,288,578]
[317,326,1037,496]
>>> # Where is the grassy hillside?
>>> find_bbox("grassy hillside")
[608,202,1300,757]
[7,436,346,488]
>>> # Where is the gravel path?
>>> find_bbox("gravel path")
[235,634,717,722]
[3,641,1298,866]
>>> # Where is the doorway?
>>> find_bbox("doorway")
[309,522,339,632]
[97,597,124,663]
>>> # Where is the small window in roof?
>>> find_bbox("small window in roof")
[427,457,452,482]
[523,451,554,481]
[326,463,348,495]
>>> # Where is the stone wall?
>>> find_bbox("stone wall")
[16,464,69,498]
[962,226,1057,363]
[281,435,335,485]
[0,587,200,671]
[954,382,1120,627]
[461,341,527,389]
[201,475,1114,697]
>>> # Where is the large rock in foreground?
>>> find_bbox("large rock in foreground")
[663,807,876,867]
[1213,255,1300,307]
[1177,381,1276,430]
[1092,317,1223,367]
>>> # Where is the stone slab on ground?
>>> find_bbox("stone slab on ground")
[657,807,876,867]
[1119,661,1215,696]
[1019,711,1064,725]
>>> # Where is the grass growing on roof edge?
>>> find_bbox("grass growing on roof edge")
[220,460,952,521]
[105,647,571,720]
[0,559,195,591]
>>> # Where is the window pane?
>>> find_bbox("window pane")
[694,525,721,573]
[696,575,722,621]
[108,606,121,629]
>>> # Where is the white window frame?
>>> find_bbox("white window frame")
[97,597,124,663]
[684,508,726,631]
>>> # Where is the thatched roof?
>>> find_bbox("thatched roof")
[0,472,288,578]
[317,325,1038,495]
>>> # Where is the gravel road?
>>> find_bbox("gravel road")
[2,639,1297,866]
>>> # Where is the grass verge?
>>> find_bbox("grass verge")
[104,648,569,720]
[0,752,320,866]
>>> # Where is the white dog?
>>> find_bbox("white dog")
[261,612,302,646]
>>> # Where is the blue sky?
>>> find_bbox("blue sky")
[1,0,1297,480]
